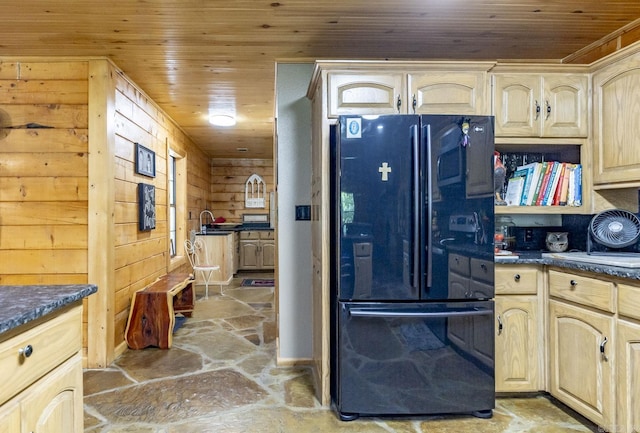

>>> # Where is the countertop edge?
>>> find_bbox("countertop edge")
[495,257,640,280]
[0,284,98,336]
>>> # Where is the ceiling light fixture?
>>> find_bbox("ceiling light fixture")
[209,114,236,127]
[236,147,249,152]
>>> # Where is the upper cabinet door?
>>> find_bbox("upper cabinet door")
[493,73,588,138]
[542,74,589,138]
[493,74,541,137]
[327,72,405,117]
[409,71,488,115]
[593,50,640,185]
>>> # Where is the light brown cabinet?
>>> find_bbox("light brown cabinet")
[492,73,588,138]
[549,299,615,431]
[325,62,492,117]
[592,46,640,186]
[195,233,235,285]
[492,67,591,215]
[548,269,615,431]
[0,305,84,433]
[616,319,640,433]
[239,230,275,270]
[495,265,543,393]
[617,282,640,433]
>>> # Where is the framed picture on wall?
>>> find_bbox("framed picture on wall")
[138,183,156,231]
[135,143,156,177]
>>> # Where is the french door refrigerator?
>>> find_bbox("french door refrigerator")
[330,114,495,421]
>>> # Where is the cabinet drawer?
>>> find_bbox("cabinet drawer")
[618,282,640,321]
[470,258,493,284]
[239,231,260,240]
[548,269,615,313]
[496,265,538,295]
[448,254,469,276]
[259,231,274,240]
[0,305,81,403]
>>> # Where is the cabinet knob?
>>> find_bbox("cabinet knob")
[497,315,503,335]
[19,344,34,358]
[412,94,417,113]
[396,95,402,112]
[570,279,578,288]
[513,274,521,282]
[545,100,551,120]
[535,100,541,120]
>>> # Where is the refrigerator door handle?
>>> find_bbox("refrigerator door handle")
[349,307,494,319]
[411,124,420,291]
[425,123,433,288]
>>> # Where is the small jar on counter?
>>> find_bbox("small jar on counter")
[495,216,517,251]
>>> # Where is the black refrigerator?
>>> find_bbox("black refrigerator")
[330,114,495,421]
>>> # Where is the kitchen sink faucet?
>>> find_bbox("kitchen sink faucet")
[199,210,215,233]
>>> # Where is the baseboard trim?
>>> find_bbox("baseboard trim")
[276,357,313,367]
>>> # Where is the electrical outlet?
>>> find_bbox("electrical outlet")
[525,228,534,242]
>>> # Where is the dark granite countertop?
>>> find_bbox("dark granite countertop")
[495,253,640,281]
[0,284,97,336]
[198,223,274,235]
[444,244,494,260]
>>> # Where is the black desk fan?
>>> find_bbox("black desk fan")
[587,209,640,256]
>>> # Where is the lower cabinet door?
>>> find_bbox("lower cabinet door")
[617,319,640,433]
[240,241,259,269]
[0,400,20,433]
[22,353,83,433]
[495,296,540,392]
[261,241,275,269]
[549,300,615,431]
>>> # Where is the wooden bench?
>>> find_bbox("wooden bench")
[124,273,194,349]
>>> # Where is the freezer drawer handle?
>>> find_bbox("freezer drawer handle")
[349,308,493,319]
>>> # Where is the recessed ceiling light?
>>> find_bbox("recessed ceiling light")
[236,147,249,152]
[209,114,236,126]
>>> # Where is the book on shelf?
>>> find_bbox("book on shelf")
[543,162,563,206]
[532,162,550,206]
[513,162,537,206]
[573,164,582,206]
[505,176,525,206]
[525,162,544,205]
[504,161,582,207]
[558,164,571,205]
[551,163,567,205]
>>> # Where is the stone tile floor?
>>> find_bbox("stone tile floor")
[83,273,598,432]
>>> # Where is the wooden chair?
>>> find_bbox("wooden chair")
[184,238,220,299]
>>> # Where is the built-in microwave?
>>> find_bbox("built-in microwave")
[436,124,465,188]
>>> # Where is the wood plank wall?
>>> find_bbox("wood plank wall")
[0,59,92,353]
[208,158,274,225]
[0,57,211,366]
[111,67,210,355]
[566,20,640,64]
[0,61,89,284]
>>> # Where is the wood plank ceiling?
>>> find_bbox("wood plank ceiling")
[0,1,639,159]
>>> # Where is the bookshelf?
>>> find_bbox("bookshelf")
[495,138,591,215]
